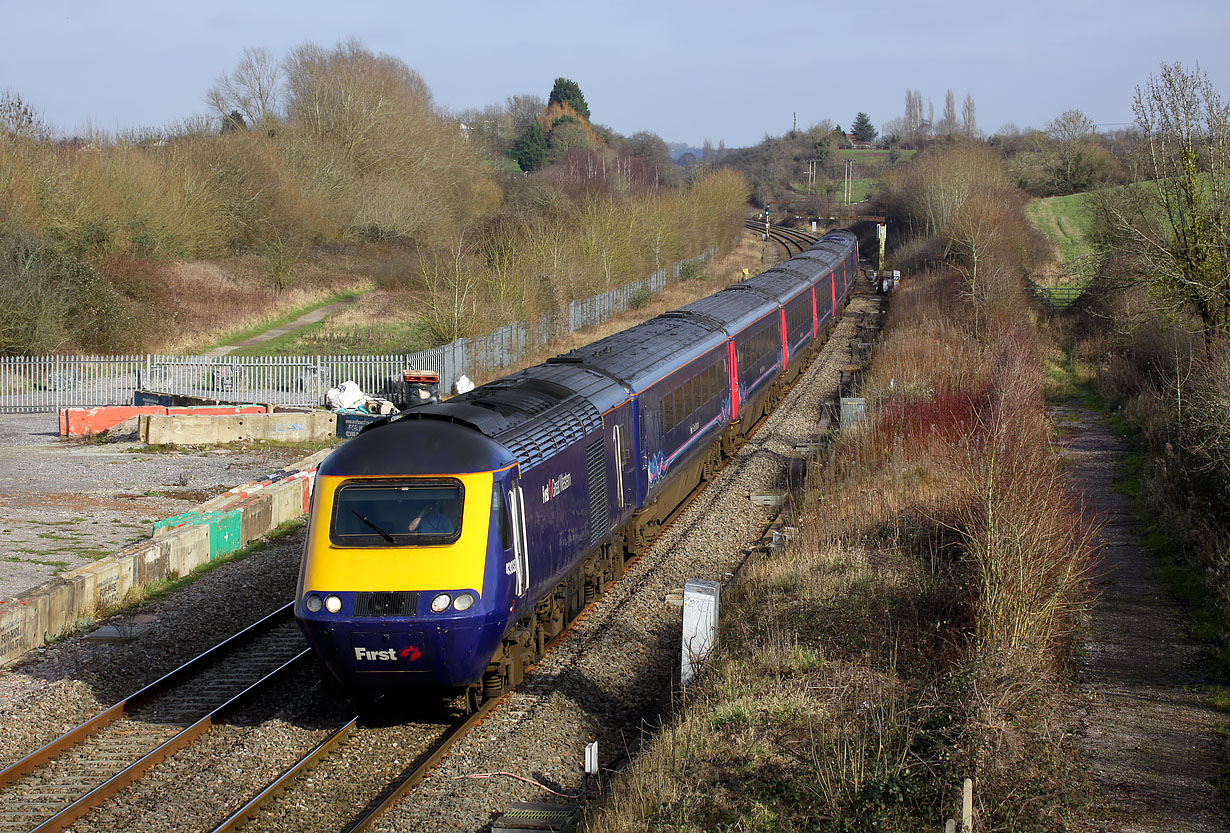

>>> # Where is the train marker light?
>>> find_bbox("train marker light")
[305,595,323,613]
[453,592,475,611]
[431,593,452,613]
[324,595,342,614]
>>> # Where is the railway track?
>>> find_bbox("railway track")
[0,604,307,833]
[201,371,819,832]
[209,698,485,833]
[743,218,819,256]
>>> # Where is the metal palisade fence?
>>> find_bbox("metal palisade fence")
[0,249,716,414]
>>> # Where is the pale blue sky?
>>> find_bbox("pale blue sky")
[2,0,1227,146]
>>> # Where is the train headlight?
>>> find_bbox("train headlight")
[304,594,323,613]
[324,594,343,614]
[430,592,452,613]
[453,592,475,611]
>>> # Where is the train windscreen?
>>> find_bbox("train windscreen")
[330,480,463,546]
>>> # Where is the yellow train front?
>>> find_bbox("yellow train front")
[295,417,523,693]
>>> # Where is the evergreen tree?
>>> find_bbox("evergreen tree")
[547,78,590,121]
[851,112,877,143]
[513,122,547,172]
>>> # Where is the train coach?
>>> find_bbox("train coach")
[294,229,858,707]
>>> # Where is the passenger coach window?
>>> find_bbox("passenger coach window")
[330,481,463,546]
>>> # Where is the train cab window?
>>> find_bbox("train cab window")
[330,481,463,546]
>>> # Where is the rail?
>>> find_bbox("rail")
[743,220,819,257]
[0,604,304,833]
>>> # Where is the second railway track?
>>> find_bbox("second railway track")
[0,606,307,833]
[743,218,819,256]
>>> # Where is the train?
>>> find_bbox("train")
[294,229,859,707]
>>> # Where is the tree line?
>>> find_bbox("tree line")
[0,42,748,355]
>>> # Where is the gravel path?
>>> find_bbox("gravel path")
[1057,405,1228,831]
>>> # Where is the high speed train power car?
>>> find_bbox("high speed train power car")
[294,230,858,706]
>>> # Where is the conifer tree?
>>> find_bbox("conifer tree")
[851,112,877,143]
[513,122,547,171]
[547,78,590,121]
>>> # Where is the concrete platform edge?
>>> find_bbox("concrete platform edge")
[0,446,331,667]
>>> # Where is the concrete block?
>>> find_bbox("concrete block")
[168,405,265,417]
[206,510,243,559]
[92,560,123,611]
[120,538,169,585]
[268,478,308,527]
[0,596,44,667]
[153,510,204,537]
[143,412,336,445]
[164,524,211,579]
[26,592,50,652]
[59,566,98,611]
[749,490,788,506]
[60,406,166,437]
[0,602,28,666]
[237,493,273,545]
[43,579,77,638]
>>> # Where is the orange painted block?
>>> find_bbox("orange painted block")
[60,406,167,436]
[167,405,267,416]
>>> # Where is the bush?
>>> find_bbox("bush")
[0,234,143,354]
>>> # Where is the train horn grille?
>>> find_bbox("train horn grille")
[355,591,419,616]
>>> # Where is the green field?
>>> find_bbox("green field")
[1027,192,1096,269]
[837,148,916,163]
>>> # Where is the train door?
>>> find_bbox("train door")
[506,475,530,597]
[613,415,635,511]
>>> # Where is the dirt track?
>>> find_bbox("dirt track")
[1058,404,1228,830]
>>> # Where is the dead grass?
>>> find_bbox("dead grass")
[149,253,372,354]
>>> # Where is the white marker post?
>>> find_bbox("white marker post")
[681,579,720,687]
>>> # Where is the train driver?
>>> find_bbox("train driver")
[407,500,455,535]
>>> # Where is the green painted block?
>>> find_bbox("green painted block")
[152,509,242,560]
[153,511,204,535]
[205,510,243,560]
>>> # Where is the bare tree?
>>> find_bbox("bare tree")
[1046,108,1095,144]
[903,89,924,145]
[506,94,545,136]
[937,90,958,136]
[1094,62,1230,347]
[205,47,282,128]
[0,89,49,141]
[961,93,977,138]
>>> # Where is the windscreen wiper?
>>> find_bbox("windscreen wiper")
[351,510,396,544]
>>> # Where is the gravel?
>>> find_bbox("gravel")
[0,529,304,773]
[0,413,318,602]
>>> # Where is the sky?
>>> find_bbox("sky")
[3,0,1228,148]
